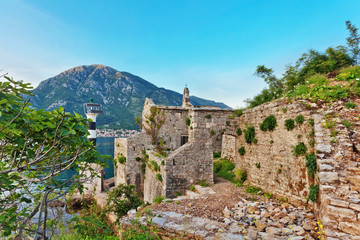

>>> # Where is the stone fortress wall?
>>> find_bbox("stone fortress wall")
[113,88,360,239]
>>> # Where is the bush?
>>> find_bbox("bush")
[238,147,245,156]
[285,119,295,131]
[236,128,242,135]
[308,184,319,202]
[234,109,243,116]
[293,142,307,156]
[185,117,191,126]
[295,115,305,125]
[260,115,277,131]
[335,66,360,81]
[244,125,255,144]
[105,184,143,224]
[153,196,165,204]
[345,102,357,109]
[306,153,317,178]
[117,155,126,164]
[156,173,162,182]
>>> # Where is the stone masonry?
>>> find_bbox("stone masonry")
[113,89,360,238]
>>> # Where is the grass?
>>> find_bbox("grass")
[153,196,165,204]
[198,179,209,187]
[213,159,246,185]
[246,186,262,195]
[342,119,353,130]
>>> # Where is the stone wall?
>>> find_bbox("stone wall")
[223,100,315,206]
[314,111,360,239]
[143,152,165,202]
[221,135,236,161]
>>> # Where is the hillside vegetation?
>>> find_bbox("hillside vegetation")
[247,20,360,107]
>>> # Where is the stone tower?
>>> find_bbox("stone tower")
[182,85,193,108]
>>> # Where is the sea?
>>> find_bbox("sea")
[96,137,115,179]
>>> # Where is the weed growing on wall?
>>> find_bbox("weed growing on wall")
[156,173,162,182]
[282,107,288,113]
[295,115,305,125]
[246,186,262,195]
[306,153,317,178]
[190,185,195,191]
[205,114,212,119]
[141,163,146,175]
[292,142,308,156]
[244,125,256,144]
[236,128,242,135]
[210,129,215,136]
[285,119,295,131]
[136,157,141,162]
[238,147,246,156]
[185,117,191,126]
[260,114,277,131]
[117,155,126,164]
[255,162,261,168]
[234,109,243,116]
[307,118,315,126]
[198,179,209,187]
[308,184,319,202]
[150,160,160,172]
[213,151,221,158]
[234,169,247,182]
[226,121,231,126]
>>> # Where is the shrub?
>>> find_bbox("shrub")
[156,173,162,182]
[255,162,261,168]
[285,119,295,131]
[293,142,308,156]
[238,147,245,156]
[135,157,141,162]
[234,109,243,116]
[234,169,247,182]
[308,184,319,202]
[306,153,317,178]
[260,115,277,131]
[210,129,215,136]
[190,185,195,191]
[205,114,212,119]
[295,115,305,125]
[153,196,165,204]
[185,117,191,126]
[161,160,165,165]
[236,128,242,135]
[345,102,357,109]
[335,66,360,81]
[105,184,143,224]
[342,119,353,129]
[244,125,255,144]
[213,151,221,158]
[198,179,209,187]
[117,155,126,164]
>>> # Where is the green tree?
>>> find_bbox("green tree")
[0,76,106,239]
[346,20,360,65]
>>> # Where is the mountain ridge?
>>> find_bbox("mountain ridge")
[30,64,230,129]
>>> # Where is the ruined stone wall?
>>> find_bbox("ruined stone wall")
[221,135,236,161]
[143,153,165,203]
[223,100,315,206]
[114,132,151,193]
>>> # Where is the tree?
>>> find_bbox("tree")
[346,20,360,65]
[0,76,106,239]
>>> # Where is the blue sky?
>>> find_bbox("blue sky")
[1,0,360,108]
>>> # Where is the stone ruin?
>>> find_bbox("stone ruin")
[113,87,360,239]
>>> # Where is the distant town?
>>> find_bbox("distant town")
[96,128,138,138]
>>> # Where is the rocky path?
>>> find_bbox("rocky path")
[121,178,320,240]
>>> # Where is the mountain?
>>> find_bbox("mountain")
[30,64,230,129]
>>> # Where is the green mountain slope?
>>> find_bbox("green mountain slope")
[30,64,230,129]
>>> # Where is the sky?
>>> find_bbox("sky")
[1,0,360,108]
